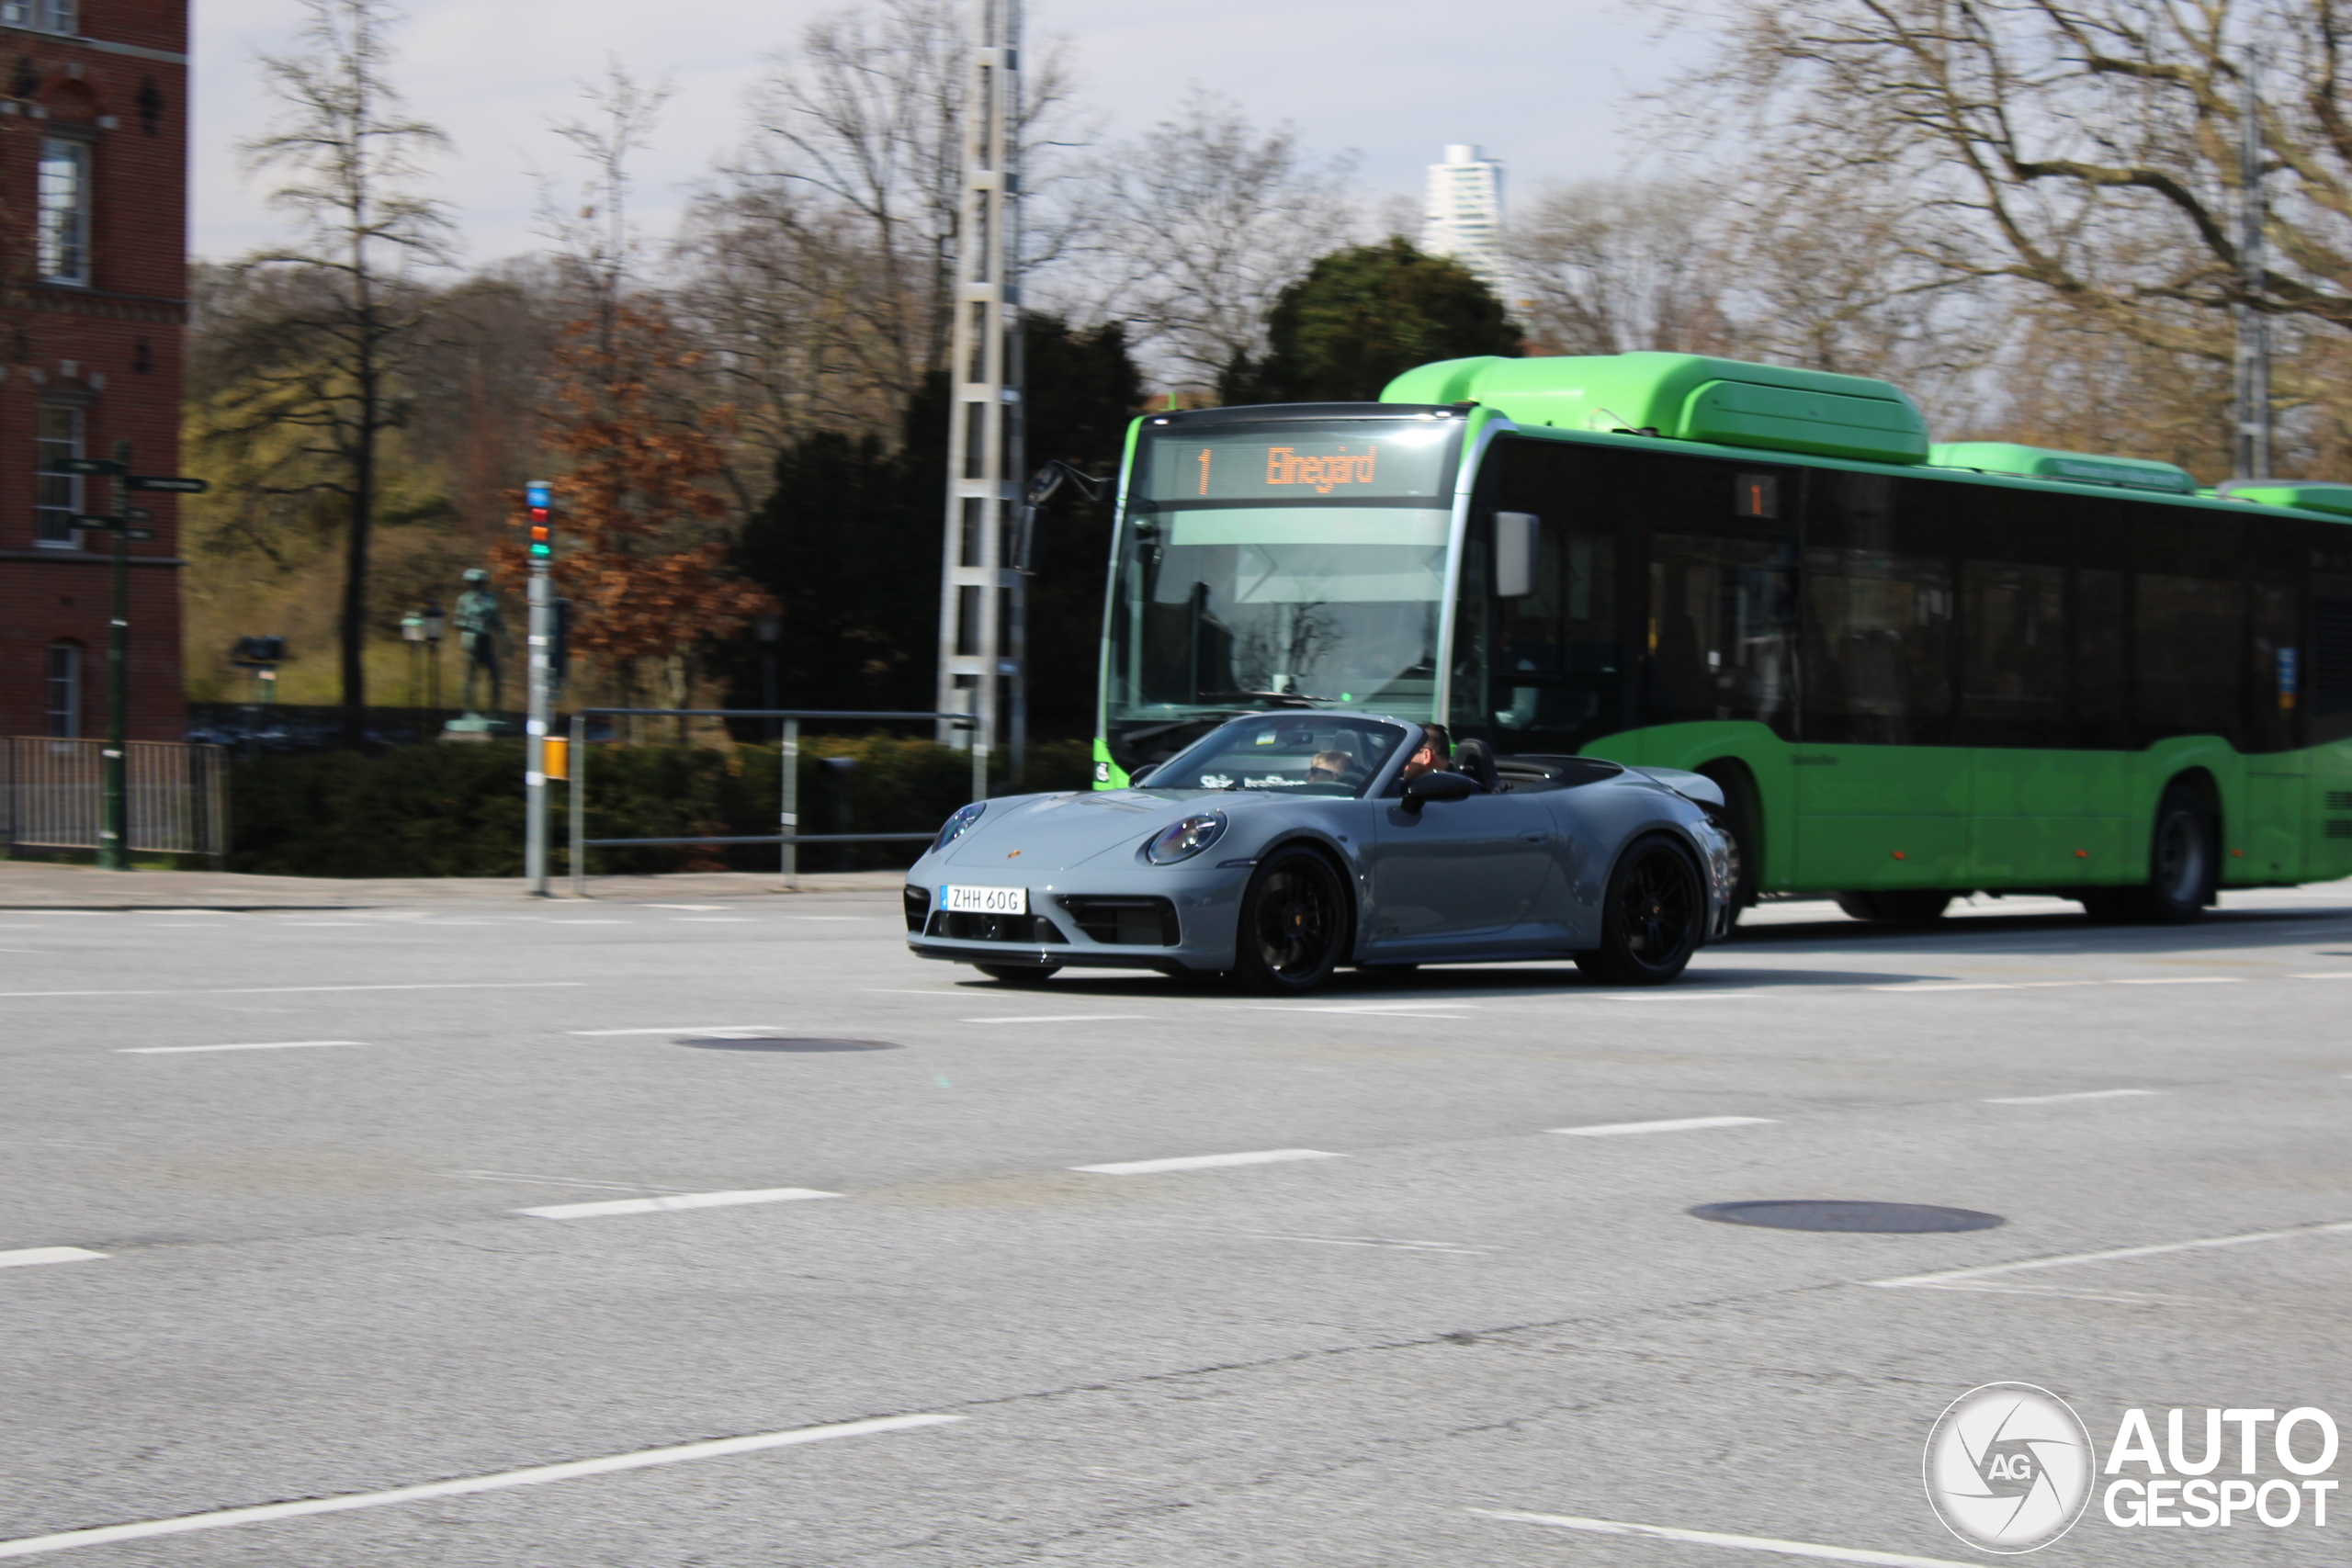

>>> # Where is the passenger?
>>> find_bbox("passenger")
[1306,749,1353,781]
[1398,724,1451,784]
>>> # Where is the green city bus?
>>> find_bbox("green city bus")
[1089,352,2352,922]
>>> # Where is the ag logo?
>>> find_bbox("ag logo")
[1924,1383,2094,1552]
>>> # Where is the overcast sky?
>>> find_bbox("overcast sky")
[190,0,1702,269]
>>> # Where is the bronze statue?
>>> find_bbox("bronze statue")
[454,568,513,716]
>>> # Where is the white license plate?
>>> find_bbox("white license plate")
[943,885,1027,915]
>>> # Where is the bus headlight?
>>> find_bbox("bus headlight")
[1144,812,1227,865]
[932,801,986,853]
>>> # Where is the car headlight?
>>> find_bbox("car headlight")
[932,801,986,854]
[1143,812,1227,865]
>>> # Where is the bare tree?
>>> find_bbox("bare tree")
[1508,180,1737,356]
[1082,89,1360,394]
[677,0,1086,487]
[1649,0,2352,394]
[237,0,453,739]
[535,59,673,343]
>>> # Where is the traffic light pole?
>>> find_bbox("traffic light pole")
[524,554,553,896]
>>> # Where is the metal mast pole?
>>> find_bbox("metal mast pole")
[937,0,1021,795]
[2234,51,2271,479]
[524,554,552,894]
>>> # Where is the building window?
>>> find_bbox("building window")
[35,402,84,545]
[2,0,78,33]
[46,643,82,738]
[37,137,91,285]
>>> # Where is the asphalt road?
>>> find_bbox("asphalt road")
[3,882,2349,1565]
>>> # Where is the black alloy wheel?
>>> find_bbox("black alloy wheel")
[1577,834,1705,986]
[1834,890,1954,923]
[976,964,1060,986]
[2083,783,2213,924]
[1234,848,1349,994]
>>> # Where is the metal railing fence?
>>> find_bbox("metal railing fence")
[565,708,982,896]
[3,738,228,861]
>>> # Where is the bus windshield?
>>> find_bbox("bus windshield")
[1104,413,1464,770]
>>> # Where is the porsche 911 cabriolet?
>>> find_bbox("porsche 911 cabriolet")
[903,713,1735,993]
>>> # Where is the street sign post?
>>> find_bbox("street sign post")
[47,456,209,868]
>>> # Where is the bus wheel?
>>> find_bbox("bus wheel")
[976,964,1060,986]
[1835,891,1952,923]
[1577,835,1705,986]
[1234,849,1349,994]
[2086,784,2214,924]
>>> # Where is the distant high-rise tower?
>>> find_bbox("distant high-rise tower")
[1421,144,1510,300]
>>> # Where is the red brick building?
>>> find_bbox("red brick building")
[0,0,187,740]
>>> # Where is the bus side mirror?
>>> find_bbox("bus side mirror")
[1495,512,1539,597]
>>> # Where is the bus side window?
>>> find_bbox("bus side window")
[2313,579,2352,748]
[2074,568,2130,749]
[1803,547,1955,746]
[2135,573,2246,743]
[1962,562,2066,747]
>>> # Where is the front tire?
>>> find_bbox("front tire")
[976,964,1060,986]
[1233,847,1350,995]
[1834,890,1953,923]
[1577,834,1705,986]
[2083,784,2214,924]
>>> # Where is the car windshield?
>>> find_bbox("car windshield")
[1143,715,1411,798]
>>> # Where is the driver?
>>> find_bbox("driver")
[1306,749,1353,781]
[1398,724,1452,784]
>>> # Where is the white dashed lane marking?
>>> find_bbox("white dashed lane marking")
[0,1414,963,1560]
[568,1026,784,1036]
[1983,1088,2162,1105]
[0,1247,106,1269]
[1866,1217,2352,1292]
[119,1041,363,1055]
[1550,1116,1776,1137]
[516,1188,840,1219]
[1471,1508,1977,1567]
[1074,1149,1344,1176]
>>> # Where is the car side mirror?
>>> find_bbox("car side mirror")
[1400,770,1476,813]
[1128,763,1157,785]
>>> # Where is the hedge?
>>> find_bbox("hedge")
[228,735,1094,878]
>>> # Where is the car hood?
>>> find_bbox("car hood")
[935,788,1288,874]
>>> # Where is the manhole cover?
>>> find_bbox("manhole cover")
[676,1036,900,1053]
[1688,1201,2005,1234]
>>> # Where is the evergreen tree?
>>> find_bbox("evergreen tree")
[728,314,1141,735]
[1224,238,1522,405]
[1020,316,1144,739]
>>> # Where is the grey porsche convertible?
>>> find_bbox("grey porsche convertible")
[903,713,1736,993]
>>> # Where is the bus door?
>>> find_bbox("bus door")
[1792,542,1970,890]
[1639,525,1797,886]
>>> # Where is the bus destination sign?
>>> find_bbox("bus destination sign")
[1139,421,1456,505]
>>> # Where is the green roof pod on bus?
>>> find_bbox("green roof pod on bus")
[1377,352,1932,466]
[2214,479,2352,517]
[1928,441,2198,495]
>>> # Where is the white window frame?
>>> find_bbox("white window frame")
[35,400,85,546]
[36,135,91,286]
[2,0,80,35]
[45,642,82,738]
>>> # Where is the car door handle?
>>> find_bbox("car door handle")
[1521,830,1548,843]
